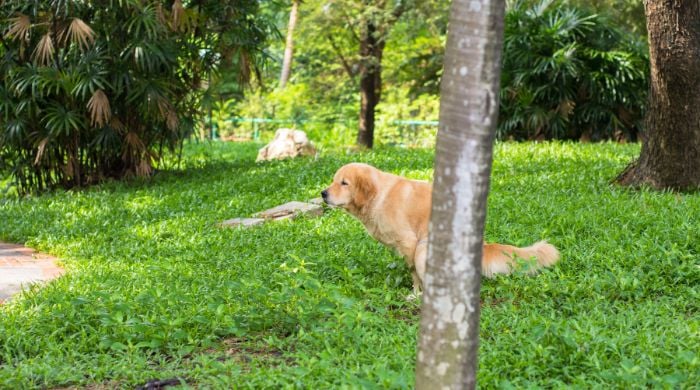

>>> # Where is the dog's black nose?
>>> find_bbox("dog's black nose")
[321,190,328,199]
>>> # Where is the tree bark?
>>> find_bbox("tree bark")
[415,0,505,388]
[615,0,700,191]
[357,3,385,148]
[354,0,404,148]
[279,0,299,89]
[356,16,384,149]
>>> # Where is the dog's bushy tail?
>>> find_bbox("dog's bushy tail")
[482,240,560,278]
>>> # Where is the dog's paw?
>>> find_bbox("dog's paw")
[405,292,422,302]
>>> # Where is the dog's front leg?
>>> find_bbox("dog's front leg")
[404,241,428,300]
[413,241,428,289]
[411,270,422,295]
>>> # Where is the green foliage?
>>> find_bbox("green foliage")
[226,0,447,147]
[0,0,275,194]
[1,141,699,387]
[229,84,440,147]
[230,0,647,145]
[231,83,359,146]
[572,0,647,35]
[499,0,649,141]
[375,90,439,147]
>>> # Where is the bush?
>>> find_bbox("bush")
[499,0,649,141]
[0,0,273,194]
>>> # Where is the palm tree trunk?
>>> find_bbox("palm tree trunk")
[279,0,300,89]
[415,0,506,388]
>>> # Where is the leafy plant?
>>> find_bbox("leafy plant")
[499,0,649,141]
[0,0,275,194]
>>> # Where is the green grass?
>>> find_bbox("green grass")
[0,141,698,388]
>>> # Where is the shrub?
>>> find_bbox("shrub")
[499,0,649,141]
[0,0,273,194]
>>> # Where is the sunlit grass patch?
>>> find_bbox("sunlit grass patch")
[0,141,698,388]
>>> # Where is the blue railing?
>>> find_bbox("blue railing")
[390,120,439,126]
[209,117,439,140]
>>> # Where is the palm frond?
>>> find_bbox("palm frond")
[34,137,49,165]
[123,132,146,155]
[136,157,152,177]
[5,14,31,42]
[126,4,160,39]
[32,33,55,65]
[64,18,95,51]
[155,3,168,25]
[110,116,126,135]
[172,0,185,31]
[156,97,179,131]
[87,89,111,127]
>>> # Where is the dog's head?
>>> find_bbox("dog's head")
[321,163,378,213]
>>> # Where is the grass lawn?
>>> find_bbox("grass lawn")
[1,141,698,388]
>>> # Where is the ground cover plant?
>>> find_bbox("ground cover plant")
[0,141,698,388]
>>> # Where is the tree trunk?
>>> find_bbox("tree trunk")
[356,17,384,149]
[615,0,700,191]
[415,0,505,388]
[279,0,300,89]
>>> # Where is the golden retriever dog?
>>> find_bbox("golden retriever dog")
[321,163,560,294]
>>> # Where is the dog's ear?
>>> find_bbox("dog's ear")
[352,170,377,210]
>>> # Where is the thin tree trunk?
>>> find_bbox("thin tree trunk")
[357,17,384,149]
[279,0,299,89]
[415,0,506,388]
[615,0,700,190]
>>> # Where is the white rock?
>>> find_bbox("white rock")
[219,218,266,228]
[256,129,317,162]
[254,201,324,220]
[308,197,325,205]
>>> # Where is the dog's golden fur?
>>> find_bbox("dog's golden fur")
[322,163,560,293]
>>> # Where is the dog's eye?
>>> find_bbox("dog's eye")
[341,180,348,186]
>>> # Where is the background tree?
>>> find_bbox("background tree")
[415,0,506,388]
[615,0,700,190]
[318,0,411,148]
[232,0,647,146]
[229,0,448,146]
[0,0,275,194]
[279,0,301,89]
